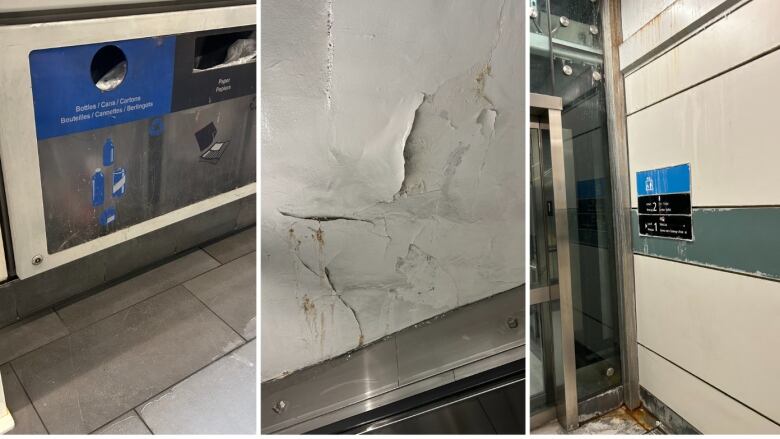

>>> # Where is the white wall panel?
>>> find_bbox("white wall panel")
[625,0,780,113]
[620,0,676,40]
[627,44,780,207]
[639,345,780,434]
[619,0,734,71]
[635,255,780,424]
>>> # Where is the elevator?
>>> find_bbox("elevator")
[528,0,627,431]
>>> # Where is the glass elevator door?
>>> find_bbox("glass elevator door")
[529,92,622,431]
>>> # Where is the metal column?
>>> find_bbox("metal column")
[600,0,640,410]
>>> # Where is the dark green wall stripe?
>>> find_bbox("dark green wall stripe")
[632,208,780,281]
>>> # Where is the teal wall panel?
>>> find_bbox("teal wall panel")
[632,208,780,281]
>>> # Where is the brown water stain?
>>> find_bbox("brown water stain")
[626,405,659,431]
[303,295,315,314]
[319,310,326,353]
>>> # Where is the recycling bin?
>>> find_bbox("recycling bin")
[0,3,256,278]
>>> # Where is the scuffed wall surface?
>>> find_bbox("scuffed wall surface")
[261,0,524,381]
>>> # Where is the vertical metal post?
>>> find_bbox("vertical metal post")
[547,107,579,430]
[600,0,640,410]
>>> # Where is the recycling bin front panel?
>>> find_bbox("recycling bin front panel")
[0,5,256,278]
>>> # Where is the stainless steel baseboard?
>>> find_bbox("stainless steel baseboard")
[640,386,700,434]
[261,286,525,434]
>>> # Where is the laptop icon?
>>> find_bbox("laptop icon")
[195,122,230,162]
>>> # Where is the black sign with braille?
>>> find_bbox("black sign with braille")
[638,215,692,240]
[638,193,691,215]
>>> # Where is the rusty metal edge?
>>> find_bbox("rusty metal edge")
[600,0,640,411]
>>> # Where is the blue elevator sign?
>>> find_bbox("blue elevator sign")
[636,163,691,196]
[637,163,693,241]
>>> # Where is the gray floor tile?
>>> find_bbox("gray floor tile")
[184,252,256,339]
[12,286,243,434]
[94,411,150,435]
[0,313,68,365]
[137,340,256,434]
[203,227,256,264]
[57,250,220,332]
[0,364,47,435]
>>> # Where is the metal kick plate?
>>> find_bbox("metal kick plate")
[262,287,525,433]
[261,336,399,431]
[396,286,524,386]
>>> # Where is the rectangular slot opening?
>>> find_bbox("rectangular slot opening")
[193,30,256,72]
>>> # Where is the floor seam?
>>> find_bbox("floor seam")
[0,308,71,366]
[84,341,251,435]
[180,283,248,342]
[55,255,227,334]
[9,361,50,435]
[53,250,224,326]
[180,250,256,288]
[5,232,255,434]
[24,282,191,362]
[6,280,245,432]
[134,407,155,435]
[126,340,252,434]
[201,241,255,265]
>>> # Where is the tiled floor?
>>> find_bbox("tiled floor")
[532,406,665,435]
[0,227,256,434]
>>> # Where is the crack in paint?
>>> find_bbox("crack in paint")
[324,267,365,346]
[325,0,334,109]
[279,210,374,224]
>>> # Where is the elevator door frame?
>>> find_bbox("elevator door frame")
[530,93,579,430]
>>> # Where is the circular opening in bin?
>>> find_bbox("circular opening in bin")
[91,45,127,91]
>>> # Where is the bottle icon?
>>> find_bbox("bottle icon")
[91,169,104,207]
[103,138,114,166]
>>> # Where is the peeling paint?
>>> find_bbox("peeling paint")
[261,0,523,381]
[396,94,426,199]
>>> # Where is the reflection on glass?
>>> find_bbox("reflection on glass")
[529,0,553,94]
[529,304,545,399]
[549,0,621,400]
[530,128,546,289]
[529,0,623,405]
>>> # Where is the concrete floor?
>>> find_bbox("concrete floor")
[532,406,665,435]
[0,227,256,434]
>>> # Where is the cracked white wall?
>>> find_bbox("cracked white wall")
[261,0,524,381]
